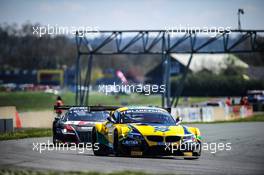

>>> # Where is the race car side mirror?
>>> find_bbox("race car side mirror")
[175,117,182,125]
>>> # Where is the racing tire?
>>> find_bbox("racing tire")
[184,141,201,160]
[92,128,109,156]
[53,134,59,146]
[113,129,122,156]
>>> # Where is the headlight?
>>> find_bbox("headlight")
[62,124,75,134]
[127,128,144,140]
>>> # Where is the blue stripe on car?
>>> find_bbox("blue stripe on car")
[182,125,191,135]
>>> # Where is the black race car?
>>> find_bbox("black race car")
[52,107,109,145]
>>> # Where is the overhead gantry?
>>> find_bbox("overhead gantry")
[75,29,264,107]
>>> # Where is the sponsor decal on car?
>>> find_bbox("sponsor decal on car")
[153,126,170,132]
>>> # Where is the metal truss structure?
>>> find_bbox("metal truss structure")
[75,29,264,108]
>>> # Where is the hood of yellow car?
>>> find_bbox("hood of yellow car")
[128,123,191,136]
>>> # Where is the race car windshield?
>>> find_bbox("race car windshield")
[121,112,175,125]
[67,111,109,122]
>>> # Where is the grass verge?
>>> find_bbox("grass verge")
[0,128,52,141]
[0,91,209,112]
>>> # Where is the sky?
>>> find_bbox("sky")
[0,0,263,30]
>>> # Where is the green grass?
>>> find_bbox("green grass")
[0,92,59,111]
[0,169,167,175]
[0,91,209,112]
[0,128,52,141]
[89,92,162,106]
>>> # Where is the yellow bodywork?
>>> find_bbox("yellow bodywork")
[95,121,201,147]
[93,106,201,157]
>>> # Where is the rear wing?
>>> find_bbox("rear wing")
[54,105,120,112]
[54,105,171,113]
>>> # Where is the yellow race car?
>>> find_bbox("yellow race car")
[92,106,202,159]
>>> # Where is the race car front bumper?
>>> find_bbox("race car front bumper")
[119,137,200,156]
[55,128,93,143]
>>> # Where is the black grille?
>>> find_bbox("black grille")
[165,136,181,142]
[146,136,163,142]
[77,131,92,142]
